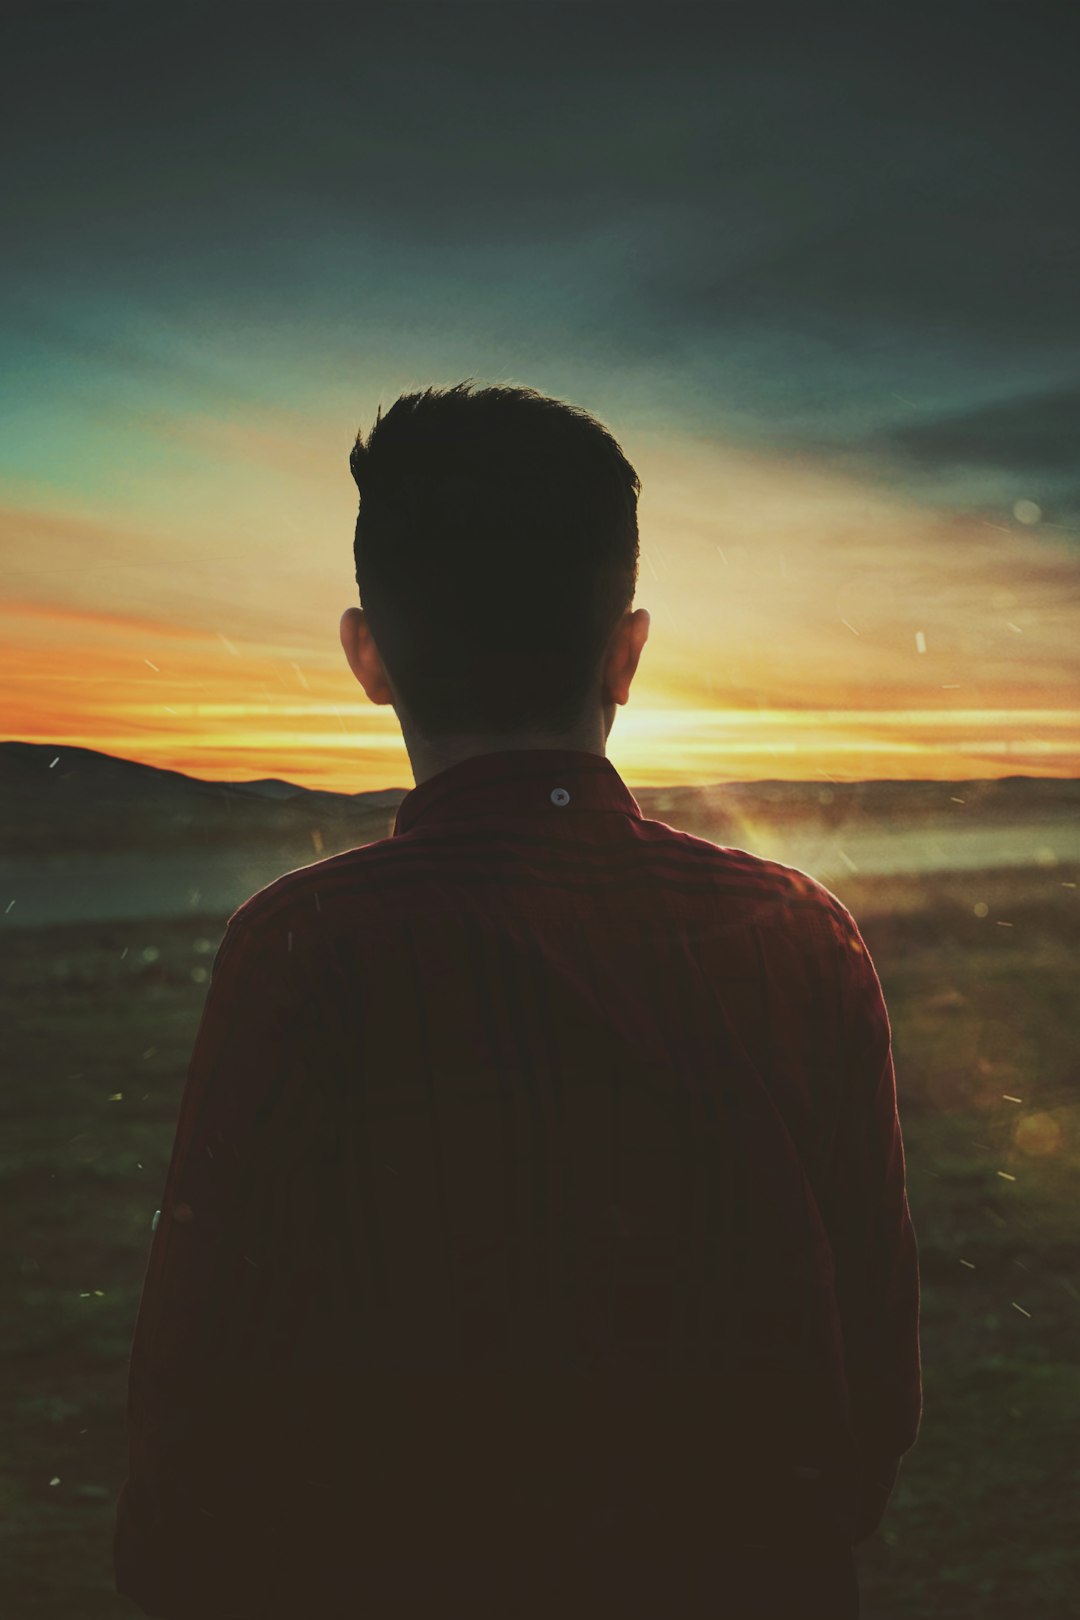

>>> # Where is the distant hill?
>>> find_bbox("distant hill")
[2,738,1078,858]
[0,742,404,855]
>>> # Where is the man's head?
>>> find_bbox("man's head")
[340,380,649,772]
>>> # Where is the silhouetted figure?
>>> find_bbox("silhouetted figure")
[114,382,920,1617]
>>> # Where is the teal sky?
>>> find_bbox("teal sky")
[6,1,1079,522]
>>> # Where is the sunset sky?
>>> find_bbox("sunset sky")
[4,2,1078,792]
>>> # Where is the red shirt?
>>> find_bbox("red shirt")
[114,747,921,1618]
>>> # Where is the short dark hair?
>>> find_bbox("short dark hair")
[348,380,641,736]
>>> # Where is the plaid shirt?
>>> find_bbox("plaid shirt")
[114,747,921,1616]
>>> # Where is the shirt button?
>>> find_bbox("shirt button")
[550,787,570,806]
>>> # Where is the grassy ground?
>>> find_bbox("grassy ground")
[1,863,1078,1618]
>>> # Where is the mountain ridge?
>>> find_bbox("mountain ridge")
[2,738,1078,857]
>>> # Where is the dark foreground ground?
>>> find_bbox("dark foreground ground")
[2,863,1078,1619]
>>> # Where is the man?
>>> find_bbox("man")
[114,381,921,1618]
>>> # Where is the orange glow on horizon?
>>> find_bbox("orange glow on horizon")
[4,423,1078,792]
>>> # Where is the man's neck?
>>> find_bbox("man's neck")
[400,716,609,787]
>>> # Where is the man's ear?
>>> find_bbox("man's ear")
[607,608,651,706]
[339,607,394,705]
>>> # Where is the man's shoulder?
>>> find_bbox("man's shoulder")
[641,818,856,934]
[224,838,399,934]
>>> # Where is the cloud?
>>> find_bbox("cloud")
[875,385,1080,476]
[3,595,221,645]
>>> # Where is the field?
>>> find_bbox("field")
[2,861,1078,1618]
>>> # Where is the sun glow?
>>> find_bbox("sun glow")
[4,425,1078,791]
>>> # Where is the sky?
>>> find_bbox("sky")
[3,0,1079,791]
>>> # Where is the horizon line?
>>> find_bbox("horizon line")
[4,738,1078,795]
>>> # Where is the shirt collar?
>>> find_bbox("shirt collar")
[392,747,643,837]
